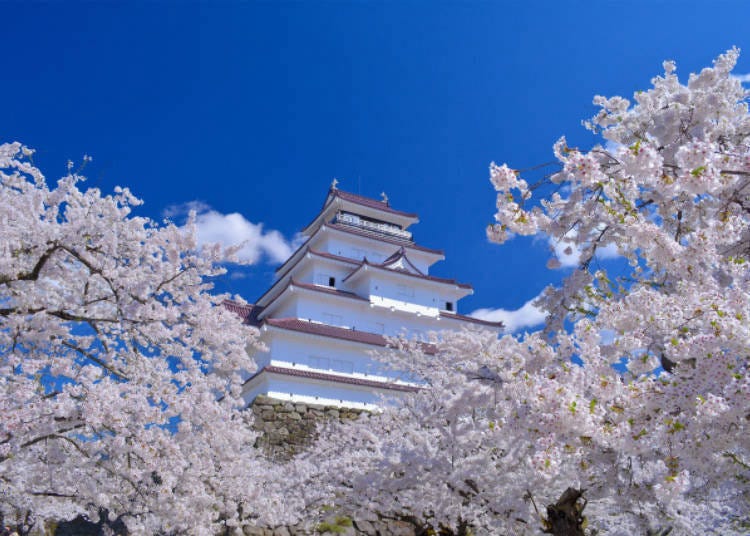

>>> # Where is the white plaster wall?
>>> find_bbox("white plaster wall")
[248,345,272,369]
[344,274,460,315]
[370,294,438,317]
[367,276,443,313]
[266,332,398,379]
[291,261,314,284]
[342,274,369,297]
[320,234,391,263]
[264,374,402,410]
[287,292,475,339]
[309,264,352,289]
[242,375,270,407]
[271,299,298,318]
[296,290,360,328]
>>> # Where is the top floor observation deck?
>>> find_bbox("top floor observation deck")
[334,211,412,241]
[301,186,419,238]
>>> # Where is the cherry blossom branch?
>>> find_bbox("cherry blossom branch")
[60,341,129,381]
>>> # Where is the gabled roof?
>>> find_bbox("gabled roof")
[273,220,442,279]
[343,257,474,293]
[380,246,424,275]
[273,220,444,282]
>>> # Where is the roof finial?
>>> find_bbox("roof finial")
[380,191,389,205]
[331,177,339,191]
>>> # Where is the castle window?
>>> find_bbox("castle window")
[309,355,330,370]
[315,273,335,286]
[397,284,415,298]
[322,312,343,326]
[332,359,354,374]
[446,301,454,312]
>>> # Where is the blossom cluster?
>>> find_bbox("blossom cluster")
[0,145,301,534]
[311,50,750,535]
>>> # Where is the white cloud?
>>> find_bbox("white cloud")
[549,236,581,268]
[162,200,210,219]
[194,211,293,264]
[548,229,619,269]
[164,202,294,265]
[731,73,750,83]
[290,231,308,251]
[603,139,623,154]
[470,292,547,334]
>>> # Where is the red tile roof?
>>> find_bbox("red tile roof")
[327,222,444,256]
[330,189,418,219]
[260,365,419,393]
[343,258,473,291]
[389,268,473,289]
[440,311,504,328]
[264,317,437,354]
[300,188,419,237]
[222,300,263,326]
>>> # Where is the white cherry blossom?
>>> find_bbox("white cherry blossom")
[312,50,750,535]
[0,144,297,534]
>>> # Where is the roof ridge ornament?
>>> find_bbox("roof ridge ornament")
[380,191,389,205]
[331,177,339,190]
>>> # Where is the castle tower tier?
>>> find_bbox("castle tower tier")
[226,187,503,409]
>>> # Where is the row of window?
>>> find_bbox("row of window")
[308,355,355,374]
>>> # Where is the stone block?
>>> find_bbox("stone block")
[262,421,277,432]
[353,519,377,534]
[387,520,416,536]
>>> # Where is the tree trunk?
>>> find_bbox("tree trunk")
[544,487,586,536]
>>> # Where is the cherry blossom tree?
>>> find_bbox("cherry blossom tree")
[0,144,297,534]
[309,50,750,535]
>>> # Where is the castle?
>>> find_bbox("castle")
[225,184,503,409]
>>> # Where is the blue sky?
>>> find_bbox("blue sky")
[4,2,749,332]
